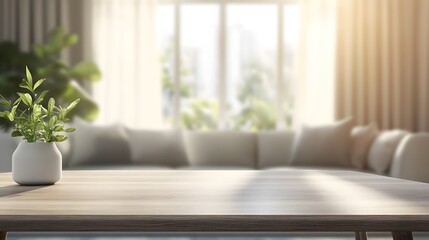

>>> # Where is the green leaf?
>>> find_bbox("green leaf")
[65,98,80,114]
[17,93,32,106]
[54,125,64,132]
[8,105,17,121]
[47,27,66,53]
[13,97,22,106]
[65,127,76,133]
[0,99,11,107]
[19,83,33,92]
[33,78,46,90]
[7,114,13,122]
[54,135,68,142]
[64,34,79,46]
[32,44,45,58]
[70,61,101,81]
[35,90,49,104]
[32,104,42,120]
[48,116,57,128]
[11,130,23,137]
[2,111,10,119]
[62,81,99,121]
[25,66,33,88]
[48,98,55,116]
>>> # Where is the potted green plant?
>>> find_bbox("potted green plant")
[0,67,79,185]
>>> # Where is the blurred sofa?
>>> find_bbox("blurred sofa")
[0,118,428,183]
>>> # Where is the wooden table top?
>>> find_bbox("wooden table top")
[0,169,428,232]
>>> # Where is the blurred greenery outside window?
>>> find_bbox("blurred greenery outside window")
[158,3,297,131]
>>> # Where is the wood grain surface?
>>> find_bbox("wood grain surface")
[0,170,428,232]
[392,231,413,240]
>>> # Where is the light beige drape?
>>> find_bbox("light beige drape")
[0,0,87,65]
[89,0,163,128]
[336,0,429,132]
[293,0,337,127]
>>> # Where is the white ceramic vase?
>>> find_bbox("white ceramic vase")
[12,142,62,185]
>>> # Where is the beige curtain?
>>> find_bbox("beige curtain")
[336,0,429,132]
[0,0,63,49]
[293,0,337,126]
[89,0,163,128]
[0,0,87,65]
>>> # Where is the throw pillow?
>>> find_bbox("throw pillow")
[289,118,354,167]
[68,118,131,166]
[184,131,257,168]
[367,130,409,174]
[350,123,379,169]
[126,129,188,167]
[390,134,429,182]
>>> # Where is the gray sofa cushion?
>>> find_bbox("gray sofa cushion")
[258,131,295,169]
[184,131,257,168]
[68,119,131,167]
[126,129,188,167]
[56,140,72,167]
[289,118,354,168]
[0,132,18,172]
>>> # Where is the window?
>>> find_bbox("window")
[282,4,300,128]
[157,5,175,125]
[157,0,299,131]
[180,5,220,130]
[226,4,277,131]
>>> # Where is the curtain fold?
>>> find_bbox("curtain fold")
[0,0,64,48]
[336,0,429,132]
[293,0,337,126]
[89,0,162,128]
[0,0,86,66]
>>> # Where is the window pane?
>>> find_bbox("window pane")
[180,5,219,130]
[157,4,175,125]
[282,4,300,128]
[226,4,278,131]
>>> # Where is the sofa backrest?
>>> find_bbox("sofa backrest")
[257,131,295,169]
[0,132,17,173]
[0,125,417,176]
[126,129,188,167]
[183,131,257,168]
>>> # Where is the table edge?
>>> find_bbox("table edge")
[1,215,428,232]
